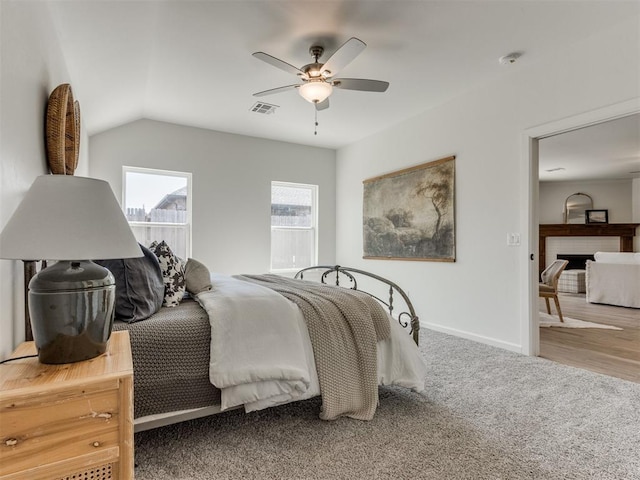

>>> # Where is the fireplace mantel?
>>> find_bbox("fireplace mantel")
[539,223,639,273]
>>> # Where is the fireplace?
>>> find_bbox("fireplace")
[556,254,594,270]
[538,223,640,275]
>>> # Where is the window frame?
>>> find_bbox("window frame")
[122,166,193,258]
[270,181,319,273]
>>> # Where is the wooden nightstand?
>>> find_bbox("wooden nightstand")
[0,331,134,480]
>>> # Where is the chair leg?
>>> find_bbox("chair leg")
[553,295,564,322]
[544,298,551,314]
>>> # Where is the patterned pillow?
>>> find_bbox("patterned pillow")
[149,240,186,307]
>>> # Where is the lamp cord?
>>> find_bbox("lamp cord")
[0,354,38,364]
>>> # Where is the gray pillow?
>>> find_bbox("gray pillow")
[185,258,212,295]
[96,244,164,322]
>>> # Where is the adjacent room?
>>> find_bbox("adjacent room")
[537,115,640,383]
[1,1,639,479]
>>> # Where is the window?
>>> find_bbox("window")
[123,166,192,259]
[271,181,318,271]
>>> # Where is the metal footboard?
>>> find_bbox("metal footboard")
[295,265,420,345]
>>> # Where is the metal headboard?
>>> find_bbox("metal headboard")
[295,265,420,345]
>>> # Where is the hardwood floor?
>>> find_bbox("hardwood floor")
[539,293,640,383]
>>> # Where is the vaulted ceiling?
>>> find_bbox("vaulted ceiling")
[46,1,639,179]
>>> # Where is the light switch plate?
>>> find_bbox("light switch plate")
[507,233,521,246]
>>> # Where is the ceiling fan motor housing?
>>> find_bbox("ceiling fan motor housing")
[300,62,326,79]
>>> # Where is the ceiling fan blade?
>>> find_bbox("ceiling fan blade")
[315,98,330,111]
[332,78,389,92]
[320,37,366,78]
[253,84,300,97]
[252,52,307,78]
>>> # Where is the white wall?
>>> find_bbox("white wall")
[633,178,640,251]
[335,16,640,352]
[539,180,633,224]
[89,119,336,275]
[0,1,89,358]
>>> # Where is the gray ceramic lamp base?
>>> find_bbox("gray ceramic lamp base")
[28,260,116,364]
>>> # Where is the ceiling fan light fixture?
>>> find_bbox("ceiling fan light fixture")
[299,80,332,104]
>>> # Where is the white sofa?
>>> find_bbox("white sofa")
[586,252,640,308]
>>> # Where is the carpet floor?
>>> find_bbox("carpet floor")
[133,329,640,480]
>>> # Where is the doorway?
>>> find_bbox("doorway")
[521,99,639,358]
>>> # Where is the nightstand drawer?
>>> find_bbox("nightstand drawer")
[0,380,121,477]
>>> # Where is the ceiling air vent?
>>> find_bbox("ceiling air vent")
[250,102,279,115]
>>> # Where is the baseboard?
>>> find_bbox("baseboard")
[421,322,523,354]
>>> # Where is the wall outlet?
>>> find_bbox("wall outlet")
[507,232,521,246]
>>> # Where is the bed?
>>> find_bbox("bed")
[111,265,427,431]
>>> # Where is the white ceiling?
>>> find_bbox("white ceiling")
[46,0,639,179]
[539,114,640,182]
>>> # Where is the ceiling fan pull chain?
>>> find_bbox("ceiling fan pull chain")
[314,106,318,135]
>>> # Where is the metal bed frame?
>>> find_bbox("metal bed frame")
[295,265,420,345]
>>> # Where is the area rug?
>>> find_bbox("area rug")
[538,312,622,330]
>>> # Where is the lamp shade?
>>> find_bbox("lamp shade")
[298,80,333,104]
[0,175,142,261]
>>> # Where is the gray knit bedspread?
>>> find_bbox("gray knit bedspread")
[113,298,220,418]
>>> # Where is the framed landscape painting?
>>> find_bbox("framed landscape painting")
[585,209,608,224]
[363,156,455,262]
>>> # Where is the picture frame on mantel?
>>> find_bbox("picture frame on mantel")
[362,155,455,262]
[585,209,609,224]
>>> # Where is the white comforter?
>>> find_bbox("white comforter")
[197,274,427,413]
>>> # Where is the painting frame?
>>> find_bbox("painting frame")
[585,209,609,224]
[363,155,456,262]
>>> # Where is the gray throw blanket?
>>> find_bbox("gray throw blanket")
[235,274,390,420]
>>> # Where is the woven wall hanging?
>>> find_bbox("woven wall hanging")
[45,83,80,175]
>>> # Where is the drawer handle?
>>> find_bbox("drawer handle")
[92,441,101,448]
[97,412,112,419]
[5,438,18,447]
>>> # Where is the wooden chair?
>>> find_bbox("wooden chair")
[539,259,569,322]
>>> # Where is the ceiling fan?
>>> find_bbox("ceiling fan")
[252,37,389,111]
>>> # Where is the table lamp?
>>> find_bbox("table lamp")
[0,175,142,364]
